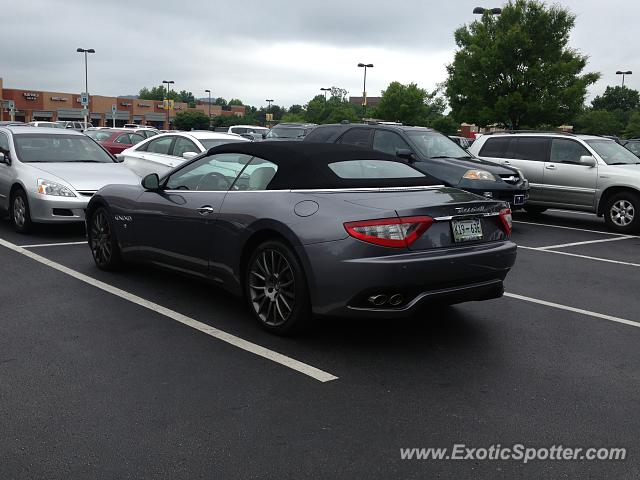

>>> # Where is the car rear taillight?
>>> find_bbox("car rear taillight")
[344,216,434,248]
[499,208,512,235]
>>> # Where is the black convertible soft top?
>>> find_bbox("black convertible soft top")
[205,141,441,189]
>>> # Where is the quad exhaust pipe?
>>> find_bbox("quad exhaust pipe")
[367,293,404,307]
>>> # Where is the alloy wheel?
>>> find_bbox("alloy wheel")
[13,196,26,228]
[90,210,112,265]
[248,249,296,326]
[610,200,635,227]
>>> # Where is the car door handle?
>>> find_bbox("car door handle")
[503,160,511,165]
[545,164,557,170]
[196,206,215,215]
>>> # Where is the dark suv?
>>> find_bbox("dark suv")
[304,124,529,207]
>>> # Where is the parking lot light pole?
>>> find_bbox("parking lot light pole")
[472,6,502,14]
[76,48,95,128]
[320,87,331,101]
[265,99,274,125]
[616,70,633,87]
[163,80,174,129]
[205,89,212,128]
[357,63,373,118]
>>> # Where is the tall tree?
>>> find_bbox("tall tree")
[176,90,196,107]
[574,110,623,136]
[228,98,244,106]
[591,86,640,112]
[623,112,640,139]
[214,97,227,106]
[139,85,178,101]
[445,0,599,129]
[173,110,210,131]
[373,82,443,126]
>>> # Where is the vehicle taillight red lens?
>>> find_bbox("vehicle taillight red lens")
[344,216,434,248]
[499,208,512,236]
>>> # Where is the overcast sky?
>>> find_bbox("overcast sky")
[2,0,637,108]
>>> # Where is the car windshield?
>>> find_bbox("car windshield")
[266,128,305,139]
[406,130,472,159]
[199,138,247,149]
[14,134,115,163]
[85,130,115,141]
[586,139,640,165]
[328,160,425,179]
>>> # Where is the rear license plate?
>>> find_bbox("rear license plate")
[451,218,483,242]
[513,194,525,206]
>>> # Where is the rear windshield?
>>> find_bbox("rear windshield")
[85,130,114,141]
[266,127,305,139]
[14,134,115,163]
[328,160,425,179]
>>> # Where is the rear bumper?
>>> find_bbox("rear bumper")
[299,239,517,318]
[465,187,529,210]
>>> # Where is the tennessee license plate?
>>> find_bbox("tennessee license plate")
[452,218,483,242]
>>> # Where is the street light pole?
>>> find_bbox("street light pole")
[357,63,374,118]
[265,99,274,126]
[76,48,95,127]
[163,80,174,129]
[616,70,633,87]
[320,87,331,101]
[205,89,211,129]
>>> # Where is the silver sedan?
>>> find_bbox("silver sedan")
[0,126,141,233]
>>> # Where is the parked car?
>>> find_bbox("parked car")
[29,121,64,128]
[228,125,269,140]
[86,142,516,334]
[134,128,160,139]
[469,132,640,233]
[0,126,141,233]
[57,121,92,131]
[449,135,473,149]
[304,124,529,209]
[84,128,145,155]
[623,139,640,157]
[118,131,250,177]
[264,123,316,141]
[0,121,28,126]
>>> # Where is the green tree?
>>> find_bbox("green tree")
[592,86,640,112]
[214,97,227,106]
[574,109,623,136]
[228,98,244,106]
[430,116,460,136]
[623,111,640,139]
[177,90,196,107]
[288,104,305,115]
[173,110,210,131]
[373,82,438,126]
[445,0,599,129]
[139,85,178,101]
[304,94,359,124]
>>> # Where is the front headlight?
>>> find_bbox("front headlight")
[462,169,496,181]
[37,179,76,197]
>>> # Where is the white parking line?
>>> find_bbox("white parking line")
[504,292,640,329]
[514,220,631,237]
[20,241,87,248]
[0,238,338,384]
[538,236,634,250]
[518,245,640,268]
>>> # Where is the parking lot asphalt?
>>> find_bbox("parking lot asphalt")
[1,210,639,479]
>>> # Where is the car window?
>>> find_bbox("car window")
[478,137,510,158]
[304,126,341,142]
[233,157,279,190]
[372,130,411,155]
[328,159,425,179]
[85,130,113,142]
[550,138,590,164]
[586,139,640,165]
[502,137,549,162]
[165,153,253,191]
[173,137,199,157]
[130,133,145,145]
[199,138,247,149]
[147,136,174,154]
[0,132,9,153]
[115,134,132,144]
[338,128,372,147]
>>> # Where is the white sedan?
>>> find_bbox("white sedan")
[118,131,249,177]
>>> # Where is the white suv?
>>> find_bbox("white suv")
[469,132,640,233]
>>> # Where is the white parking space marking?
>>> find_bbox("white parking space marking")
[514,220,636,237]
[537,236,634,250]
[20,241,87,248]
[518,245,640,268]
[505,292,640,329]
[0,238,338,384]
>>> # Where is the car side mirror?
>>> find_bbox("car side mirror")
[396,148,416,162]
[141,173,161,191]
[579,155,597,167]
[182,151,198,160]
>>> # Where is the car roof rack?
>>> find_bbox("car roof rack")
[483,130,577,136]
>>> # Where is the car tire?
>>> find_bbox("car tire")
[10,188,34,233]
[245,240,312,335]
[523,206,547,215]
[88,206,124,270]
[603,191,640,234]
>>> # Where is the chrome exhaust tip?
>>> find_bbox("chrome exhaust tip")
[388,294,404,306]
[368,294,388,306]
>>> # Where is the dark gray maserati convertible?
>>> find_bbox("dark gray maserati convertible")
[86,142,517,334]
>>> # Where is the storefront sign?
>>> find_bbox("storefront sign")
[137,102,151,107]
[120,102,132,107]
[23,92,39,100]
[51,96,68,102]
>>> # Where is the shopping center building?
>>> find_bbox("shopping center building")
[0,78,245,128]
